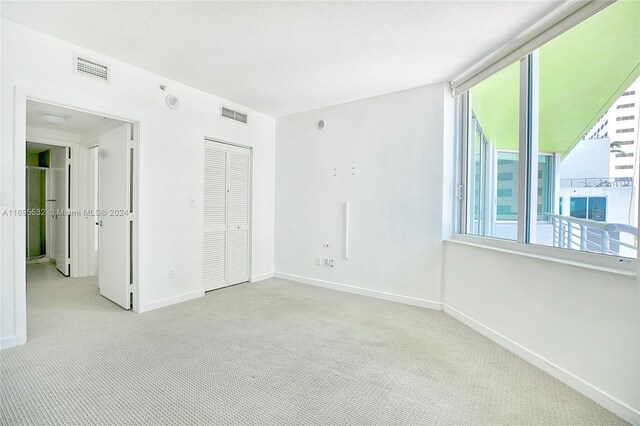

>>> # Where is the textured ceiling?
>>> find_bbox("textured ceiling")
[2,1,564,117]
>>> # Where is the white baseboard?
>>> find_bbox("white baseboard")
[0,335,17,350]
[443,304,640,425]
[251,272,275,283]
[275,272,442,311]
[142,290,204,312]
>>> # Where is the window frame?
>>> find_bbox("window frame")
[455,51,638,272]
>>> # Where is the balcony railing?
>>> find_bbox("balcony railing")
[546,213,637,256]
[560,177,633,188]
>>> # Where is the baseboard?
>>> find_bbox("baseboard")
[251,272,275,283]
[443,304,640,425]
[275,272,442,311]
[142,290,204,312]
[0,335,17,350]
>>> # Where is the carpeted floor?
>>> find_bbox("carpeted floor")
[0,265,627,425]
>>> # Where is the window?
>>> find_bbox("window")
[570,197,606,221]
[466,63,520,240]
[459,0,639,259]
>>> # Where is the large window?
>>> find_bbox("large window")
[466,63,520,240]
[460,0,639,259]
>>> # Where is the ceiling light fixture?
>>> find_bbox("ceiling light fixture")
[41,112,68,126]
[166,94,179,110]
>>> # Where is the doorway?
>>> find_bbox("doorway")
[26,143,70,276]
[24,99,137,313]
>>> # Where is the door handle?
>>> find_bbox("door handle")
[46,199,57,202]
[96,220,103,227]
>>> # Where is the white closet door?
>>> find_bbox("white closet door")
[227,146,250,285]
[203,141,251,291]
[203,143,228,291]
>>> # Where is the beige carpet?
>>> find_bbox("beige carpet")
[0,266,627,425]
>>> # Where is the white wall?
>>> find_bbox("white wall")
[275,79,638,421]
[275,83,453,306]
[443,241,639,421]
[1,19,276,346]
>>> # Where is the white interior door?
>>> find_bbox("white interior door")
[49,146,70,276]
[227,146,250,285]
[204,143,228,291]
[98,124,132,309]
[203,140,250,291]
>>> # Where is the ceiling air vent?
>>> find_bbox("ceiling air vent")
[221,106,248,125]
[74,54,110,83]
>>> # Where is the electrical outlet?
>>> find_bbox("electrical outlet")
[169,267,176,279]
[323,258,330,266]
[329,258,335,267]
[316,257,322,266]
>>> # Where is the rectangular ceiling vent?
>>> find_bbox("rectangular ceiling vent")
[221,106,248,125]
[74,54,110,83]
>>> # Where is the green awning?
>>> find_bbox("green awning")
[470,0,640,157]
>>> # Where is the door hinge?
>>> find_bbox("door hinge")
[457,184,465,201]
[128,283,134,293]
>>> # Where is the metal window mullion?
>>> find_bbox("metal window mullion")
[528,51,540,243]
[459,93,470,235]
[456,92,469,234]
[517,56,531,244]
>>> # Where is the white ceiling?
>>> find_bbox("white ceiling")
[27,100,124,140]
[3,1,564,117]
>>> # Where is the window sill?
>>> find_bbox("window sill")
[446,234,636,279]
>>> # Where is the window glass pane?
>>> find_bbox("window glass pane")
[534,0,639,258]
[587,197,607,222]
[569,197,587,219]
[467,62,520,240]
[496,152,518,221]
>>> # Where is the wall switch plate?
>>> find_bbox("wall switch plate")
[323,258,330,266]
[169,267,176,279]
[316,257,322,266]
[190,198,196,208]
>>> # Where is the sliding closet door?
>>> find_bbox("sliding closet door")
[203,140,250,292]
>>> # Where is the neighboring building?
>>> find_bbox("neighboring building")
[584,77,639,179]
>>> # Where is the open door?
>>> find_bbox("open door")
[49,146,70,276]
[98,124,132,309]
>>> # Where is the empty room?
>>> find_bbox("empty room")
[0,1,638,425]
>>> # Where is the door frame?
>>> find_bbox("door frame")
[12,85,142,345]
[203,137,253,287]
